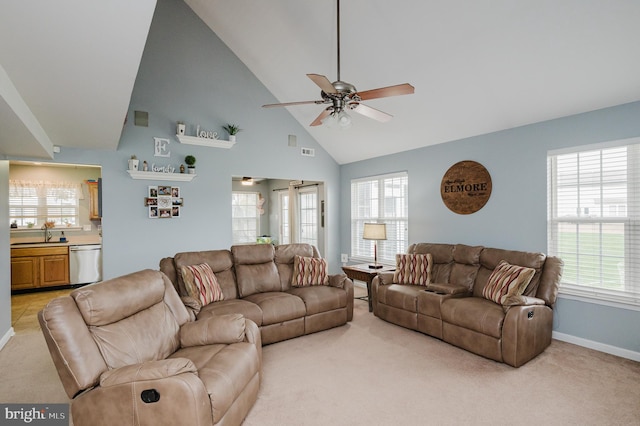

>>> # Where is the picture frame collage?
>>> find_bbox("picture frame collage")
[145,185,183,218]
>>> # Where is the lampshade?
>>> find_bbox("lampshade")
[362,223,387,240]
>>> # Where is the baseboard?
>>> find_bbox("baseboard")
[0,327,16,352]
[552,331,640,362]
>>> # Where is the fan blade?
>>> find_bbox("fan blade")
[307,74,337,94]
[262,100,323,108]
[310,109,331,126]
[351,103,393,122]
[356,83,415,101]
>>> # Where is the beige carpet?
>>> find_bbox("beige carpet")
[1,297,639,425]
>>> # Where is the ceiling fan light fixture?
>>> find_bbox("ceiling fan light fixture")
[337,110,352,129]
[241,177,254,186]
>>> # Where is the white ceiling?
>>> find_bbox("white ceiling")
[2,1,640,164]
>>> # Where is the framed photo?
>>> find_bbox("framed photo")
[171,206,181,217]
[171,187,180,197]
[158,185,172,196]
[159,208,172,218]
[149,206,158,218]
[172,197,183,206]
[145,197,157,206]
[148,186,158,198]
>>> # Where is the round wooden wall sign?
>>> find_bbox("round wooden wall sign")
[441,160,492,215]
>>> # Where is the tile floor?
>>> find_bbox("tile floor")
[11,289,72,334]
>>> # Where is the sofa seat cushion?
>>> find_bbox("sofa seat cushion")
[242,292,306,326]
[287,286,347,315]
[377,284,423,313]
[171,342,260,423]
[197,299,263,327]
[441,297,505,339]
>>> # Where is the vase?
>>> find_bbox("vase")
[188,167,196,174]
[229,135,236,142]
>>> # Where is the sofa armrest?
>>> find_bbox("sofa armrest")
[501,295,547,308]
[180,314,245,347]
[100,358,197,388]
[180,295,201,319]
[376,272,395,285]
[425,282,469,295]
[328,273,349,289]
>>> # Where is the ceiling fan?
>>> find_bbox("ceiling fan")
[262,0,414,128]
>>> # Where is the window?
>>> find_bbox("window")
[279,192,290,244]
[298,186,318,247]
[351,172,408,264]
[9,180,80,227]
[232,191,260,244]
[547,139,640,306]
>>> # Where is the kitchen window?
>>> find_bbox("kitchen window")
[9,180,81,227]
[350,172,408,264]
[547,138,640,306]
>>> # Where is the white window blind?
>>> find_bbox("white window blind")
[232,192,260,244]
[547,140,640,306]
[9,180,80,227]
[351,172,408,264]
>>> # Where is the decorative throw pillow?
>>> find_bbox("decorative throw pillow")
[180,263,224,306]
[482,260,536,305]
[393,253,432,286]
[291,255,329,287]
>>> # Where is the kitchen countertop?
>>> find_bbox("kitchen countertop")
[10,235,102,248]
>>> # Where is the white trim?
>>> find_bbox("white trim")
[0,327,16,352]
[552,331,640,362]
[548,136,640,156]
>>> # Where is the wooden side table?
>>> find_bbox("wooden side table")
[342,263,395,312]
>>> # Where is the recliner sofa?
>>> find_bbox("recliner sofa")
[371,243,563,367]
[38,269,261,425]
[160,243,354,345]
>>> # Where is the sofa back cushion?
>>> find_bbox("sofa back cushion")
[71,270,186,369]
[275,243,317,290]
[173,250,238,300]
[232,244,281,297]
[474,248,545,299]
[408,243,481,291]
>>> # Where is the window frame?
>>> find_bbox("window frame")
[231,191,261,245]
[9,181,80,228]
[350,171,409,264]
[547,137,640,308]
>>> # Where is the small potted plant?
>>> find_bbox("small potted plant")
[223,124,242,142]
[184,155,196,174]
[128,155,139,171]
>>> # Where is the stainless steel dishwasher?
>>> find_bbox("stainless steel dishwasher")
[69,244,102,285]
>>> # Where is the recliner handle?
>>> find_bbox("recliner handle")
[141,389,161,403]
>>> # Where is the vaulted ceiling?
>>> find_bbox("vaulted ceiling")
[2,0,640,164]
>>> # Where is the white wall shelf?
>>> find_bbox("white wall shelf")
[127,170,196,181]
[176,134,236,149]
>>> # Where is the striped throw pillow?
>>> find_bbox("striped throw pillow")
[180,263,224,306]
[291,255,329,287]
[482,260,535,305]
[393,253,432,286]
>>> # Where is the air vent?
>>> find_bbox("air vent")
[301,147,315,157]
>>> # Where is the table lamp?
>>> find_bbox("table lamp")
[363,223,387,269]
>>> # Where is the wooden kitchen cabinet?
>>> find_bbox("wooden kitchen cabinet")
[87,181,101,220]
[11,246,70,291]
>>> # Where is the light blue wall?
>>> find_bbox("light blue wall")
[0,161,10,344]
[0,0,342,317]
[340,101,640,355]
